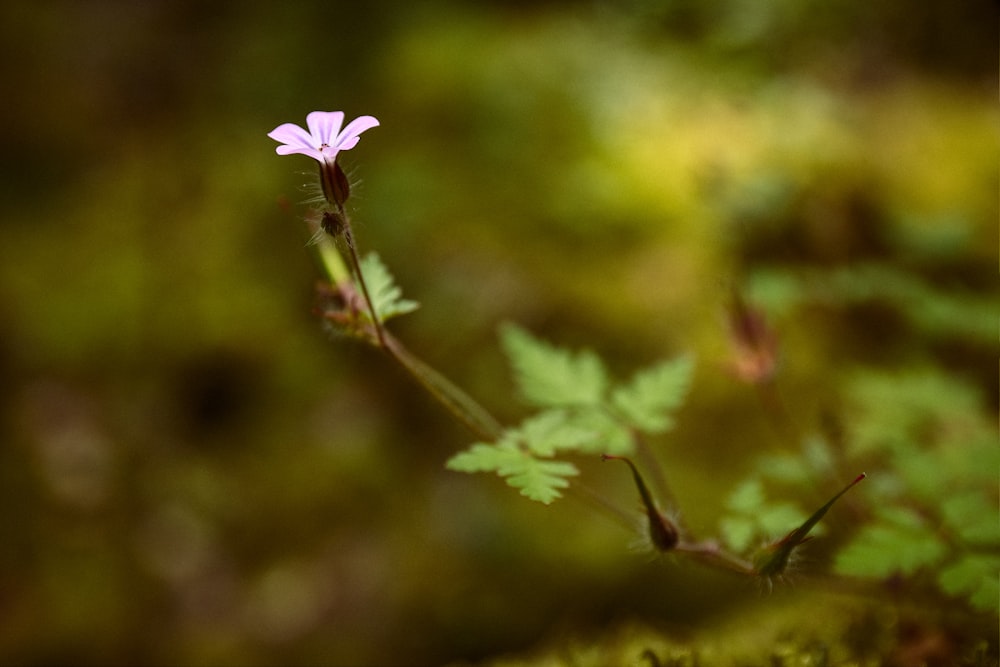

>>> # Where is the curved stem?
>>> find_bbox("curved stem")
[633,433,687,532]
[341,218,387,349]
[676,540,755,576]
[381,333,505,441]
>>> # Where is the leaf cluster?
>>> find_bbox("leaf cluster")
[447,325,694,503]
[831,369,1000,614]
[718,434,845,551]
[747,263,997,342]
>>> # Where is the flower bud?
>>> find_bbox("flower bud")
[321,210,346,238]
[319,159,351,210]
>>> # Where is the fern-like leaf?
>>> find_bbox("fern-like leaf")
[611,355,694,434]
[500,324,607,407]
[357,252,419,323]
[567,409,634,455]
[514,410,593,457]
[938,554,1000,613]
[719,478,810,553]
[834,507,946,578]
[446,437,579,504]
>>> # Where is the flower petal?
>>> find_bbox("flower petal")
[275,144,325,161]
[268,122,315,151]
[334,115,380,151]
[306,111,345,146]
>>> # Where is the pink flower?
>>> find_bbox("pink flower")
[268,111,379,164]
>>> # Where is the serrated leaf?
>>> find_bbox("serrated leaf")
[846,369,981,457]
[611,355,694,434]
[445,438,579,504]
[938,554,1000,614]
[939,555,999,613]
[506,458,579,504]
[835,511,947,578]
[357,252,419,322]
[940,492,1000,545]
[445,440,519,473]
[760,438,833,484]
[500,324,607,407]
[567,409,634,455]
[515,410,592,457]
[721,480,812,552]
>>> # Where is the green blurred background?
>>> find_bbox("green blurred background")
[0,1,996,664]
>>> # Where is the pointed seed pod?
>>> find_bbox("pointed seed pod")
[753,473,866,579]
[602,454,679,552]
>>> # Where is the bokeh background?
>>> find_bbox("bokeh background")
[0,1,996,665]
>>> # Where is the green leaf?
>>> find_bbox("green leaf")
[500,324,607,407]
[446,440,519,474]
[969,576,1000,614]
[611,355,694,434]
[759,438,834,484]
[357,252,419,322]
[721,479,812,553]
[756,264,999,343]
[746,270,804,317]
[846,369,982,456]
[940,491,1000,546]
[835,508,947,578]
[514,410,593,457]
[445,438,579,504]
[726,479,766,513]
[506,457,579,504]
[938,554,1000,613]
[757,452,809,483]
[567,409,634,455]
[719,516,757,553]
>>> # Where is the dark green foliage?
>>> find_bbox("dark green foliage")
[719,478,809,553]
[446,325,694,503]
[832,370,999,614]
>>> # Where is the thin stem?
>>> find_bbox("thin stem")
[566,482,637,531]
[314,236,503,442]
[381,332,505,441]
[676,540,755,576]
[341,215,387,349]
[313,233,351,285]
[634,434,683,524]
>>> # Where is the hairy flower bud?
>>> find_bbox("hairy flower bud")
[320,159,352,210]
[602,454,679,552]
[321,209,347,238]
[268,111,379,210]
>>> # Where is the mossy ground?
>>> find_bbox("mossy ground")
[470,589,998,667]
